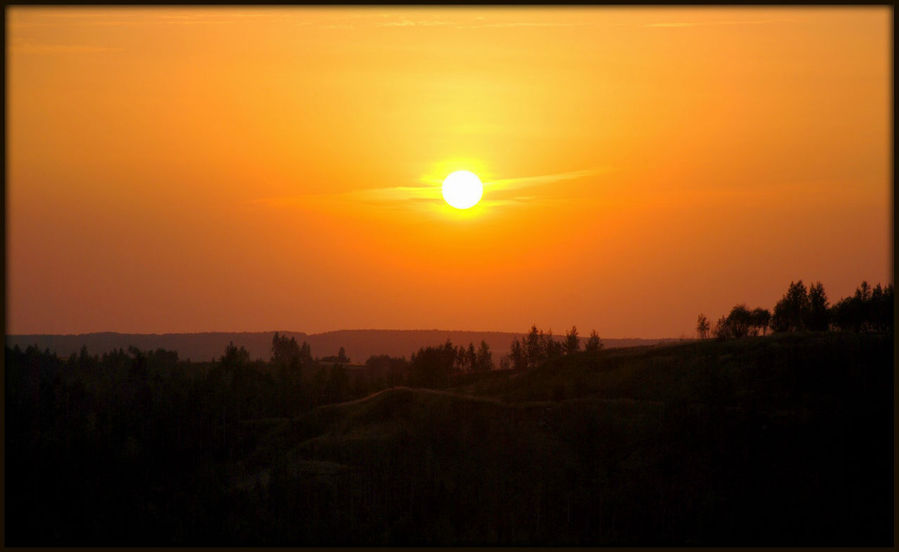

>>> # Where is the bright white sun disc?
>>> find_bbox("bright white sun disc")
[442,170,483,209]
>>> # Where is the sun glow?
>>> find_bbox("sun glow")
[442,170,483,210]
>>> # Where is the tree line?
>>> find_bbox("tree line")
[5,331,495,544]
[505,325,603,370]
[6,327,539,544]
[697,280,893,340]
[364,325,608,389]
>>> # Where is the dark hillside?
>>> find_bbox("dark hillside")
[223,332,893,545]
[469,332,892,407]
[228,387,587,544]
[5,331,891,545]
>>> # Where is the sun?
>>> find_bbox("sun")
[442,170,483,210]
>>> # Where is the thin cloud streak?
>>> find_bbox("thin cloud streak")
[10,40,122,54]
[346,186,443,203]
[10,11,314,28]
[378,19,451,27]
[371,15,585,30]
[458,21,585,29]
[349,168,604,204]
[487,168,607,192]
[251,168,604,210]
[645,19,789,28]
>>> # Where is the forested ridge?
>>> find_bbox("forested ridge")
[5,279,893,545]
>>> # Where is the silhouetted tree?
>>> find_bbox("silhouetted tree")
[77,344,94,372]
[127,346,149,381]
[584,330,603,354]
[409,340,458,388]
[725,304,753,338]
[858,280,872,301]
[564,326,580,354]
[713,315,730,340]
[302,342,311,361]
[509,338,527,371]
[855,281,874,331]
[870,284,894,332]
[466,343,478,372]
[772,280,810,332]
[831,281,893,333]
[475,341,492,372]
[525,325,542,369]
[542,329,564,359]
[807,282,830,331]
[221,342,250,367]
[271,333,308,413]
[696,314,710,339]
[322,346,352,364]
[831,295,857,333]
[516,325,588,367]
[750,308,771,336]
[271,332,300,366]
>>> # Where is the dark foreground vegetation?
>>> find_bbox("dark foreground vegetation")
[5,281,893,545]
[7,325,892,545]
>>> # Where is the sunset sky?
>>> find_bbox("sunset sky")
[7,7,891,338]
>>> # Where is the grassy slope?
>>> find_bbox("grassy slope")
[230,332,893,545]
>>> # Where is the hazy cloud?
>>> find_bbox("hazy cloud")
[10,11,314,28]
[645,19,788,28]
[371,14,583,30]
[252,168,605,212]
[458,21,584,29]
[646,22,695,28]
[344,185,443,203]
[487,168,607,192]
[10,40,122,54]
[378,19,451,27]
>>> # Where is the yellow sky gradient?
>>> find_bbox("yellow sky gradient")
[7,7,892,337]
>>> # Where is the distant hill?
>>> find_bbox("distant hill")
[5,330,678,363]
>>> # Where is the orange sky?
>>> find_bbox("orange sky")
[6,7,892,338]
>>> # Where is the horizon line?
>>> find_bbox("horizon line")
[5,328,684,341]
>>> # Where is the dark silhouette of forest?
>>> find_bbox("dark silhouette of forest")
[4,280,893,545]
[698,280,893,340]
[5,330,675,366]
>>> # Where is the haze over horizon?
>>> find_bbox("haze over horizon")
[7,7,891,337]
[7,327,677,339]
